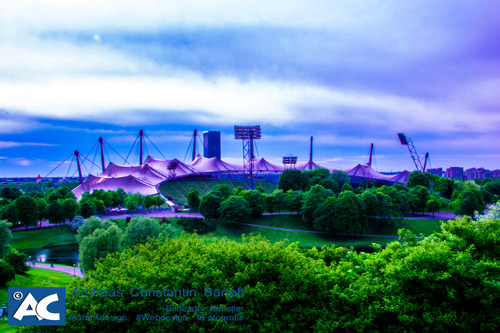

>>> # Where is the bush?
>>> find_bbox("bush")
[70,216,85,231]
[176,217,215,234]
[0,260,15,286]
[4,247,29,274]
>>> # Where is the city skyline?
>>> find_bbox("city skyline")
[1,1,499,177]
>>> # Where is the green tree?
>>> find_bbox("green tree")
[61,197,79,220]
[1,202,19,224]
[124,196,139,210]
[35,197,49,225]
[65,235,337,332]
[301,184,327,225]
[407,171,431,188]
[409,185,430,213]
[451,188,486,216]
[240,190,266,218]
[1,187,21,200]
[76,216,114,243]
[317,191,367,234]
[0,261,15,287]
[0,220,12,258]
[123,217,163,248]
[199,192,223,220]
[270,189,286,213]
[285,190,304,213]
[4,247,28,274]
[14,195,39,229]
[79,224,123,272]
[152,195,165,208]
[211,184,233,200]
[361,190,379,217]
[143,195,155,209]
[219,195,252,222]
[426,196,440,217]
[80,201,96,218]
[47,200,65,224]
[331,170,350,188]
[278,169,307,192]
[340,183,354,192]
[187,189,201,211]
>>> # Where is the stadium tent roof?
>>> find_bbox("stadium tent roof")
[252,157,283,172]
[143,156,195,177]
[100,162,167,185]
[190,155,243,173]
[344,164,409,184]
[387,170,411,184]
[298,160,322,171]
[72,174,158,200]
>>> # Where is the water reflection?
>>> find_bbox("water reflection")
[21,245,79,266]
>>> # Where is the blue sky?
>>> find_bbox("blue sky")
[1,0,499,177]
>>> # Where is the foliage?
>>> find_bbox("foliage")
[211,184,234,200]
[451,188,486,216]
[199,192,223,220]
[340,183,353,192]
[64,235,336,332]
[0,220,12,258]
[240,190,266,217]
[331,169,350,188]
[0,260,15,287]
[407,171,432,188]
[278,169,307,192]
[219,195,252,222]
[314,191,367,234]
[4,247,28,273]
[47,200,65,224]
[80,201,96,218]
[301,184,327,225]
[76,216,115,243]
[1,186,21,200]
[187,189,201,210]
[409,185,430,212]
[61,197,79,220]
[176,217,216,234]
[123,217,169,248]
[69,216,85,231]
[14,195,39,229]
[79,224,123,272]
[268,189,286,213]
[285,190,304,213]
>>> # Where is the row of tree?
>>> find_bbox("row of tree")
[188,169,496,234]
[50,205,500,332]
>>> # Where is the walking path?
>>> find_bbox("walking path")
[26,262,84,278]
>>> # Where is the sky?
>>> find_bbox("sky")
[1,0,499,177]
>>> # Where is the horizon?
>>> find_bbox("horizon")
[1,1,499,177]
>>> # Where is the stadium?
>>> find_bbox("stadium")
[70,127,411,206]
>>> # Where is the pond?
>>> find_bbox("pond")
[21,244,80,267]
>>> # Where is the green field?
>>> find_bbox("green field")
[0,268,78,332]
[11,226,77,251]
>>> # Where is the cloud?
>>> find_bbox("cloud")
[0,141,56,149]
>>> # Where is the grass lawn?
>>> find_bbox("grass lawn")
[0,268,78,332]
[10,226,77,251]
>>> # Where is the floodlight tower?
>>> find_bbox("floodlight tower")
[192,129,198,161]
[397,133,426,172]
[282,155,298,169]
[234,125,262,189]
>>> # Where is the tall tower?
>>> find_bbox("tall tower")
[203,131,221,159]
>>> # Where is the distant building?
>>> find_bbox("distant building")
[446,167,464,180]
[203,131,221,160]
[466,168,500,180]
[428,168,443,177]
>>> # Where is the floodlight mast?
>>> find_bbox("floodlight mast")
[234,125,262,190]
[397,132,424,172]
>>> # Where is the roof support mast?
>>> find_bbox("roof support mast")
[192,129,197,161]
[397,133,428,172]
[366,143,374,188]
[309,136,313,163]
[99,137,106,172]
[74,150,83,184]
[139,129,144,165]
